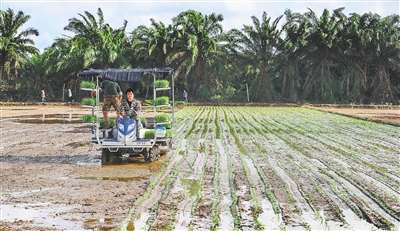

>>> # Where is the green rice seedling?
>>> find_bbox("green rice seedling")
[144,130,172,138]
[82,115,97,123]
[144,97,169,106]
[154,80,169,88]
[100,119,116,128]
[255,220,265,230]
[155,114,170,122]
[155,114,172,128]
[82,97,96,106]
[154,96,169,106]
[144,130,155,139]
[140,117,147,127]
[80,80,96,89]
[116,115,194,231]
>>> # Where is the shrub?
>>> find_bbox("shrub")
[144,99,154,105]
[175,100,185,105]
[211,95,222,103]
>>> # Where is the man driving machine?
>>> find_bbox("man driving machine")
[120,88,142,139]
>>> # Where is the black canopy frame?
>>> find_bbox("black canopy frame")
[77,67,174,83]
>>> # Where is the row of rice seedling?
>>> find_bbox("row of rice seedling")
[265,108,397,184]
[254,107,399,229]
[236,106,396,229]
[297,112,399,170]
[225,107,288,229]
[213,108,237,230]
[222,107,265,229]
[182,107,222,229]
[146,106,217,230]
[295,113,400,182]
[281,111,400,224]
[235,107,328,229]
[121,106,399,231]
[187,108,218,229]
[231,107,294,229]
[119,107,202,230]
[209,107,224,229]
[148,107,206,230]
[218,107,242,230]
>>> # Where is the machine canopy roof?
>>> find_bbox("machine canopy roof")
[77,67,173,83]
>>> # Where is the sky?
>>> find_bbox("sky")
[1,0,399,53]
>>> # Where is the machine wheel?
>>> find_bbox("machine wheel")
[168,139,173,149]
[144,145,160,163]
[102,149,122,164]
[102,148,111,164]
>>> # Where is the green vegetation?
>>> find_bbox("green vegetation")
[140,117,147,127]
[1,7,399,105]
[80,81,96,89]
[154,80,169,88]
[81,97,96,106]
[144,97,169,106]
[154,97,169,106]
[81,115,96,123]
[155,114,169,122]
[100,119,116,128]
[144,130,172,139]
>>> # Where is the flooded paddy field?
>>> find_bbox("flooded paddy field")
[0,104,399,230]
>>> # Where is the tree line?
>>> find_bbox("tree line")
[0,7,399,104]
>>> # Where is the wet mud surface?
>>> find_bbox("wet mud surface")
[1,104,399,230]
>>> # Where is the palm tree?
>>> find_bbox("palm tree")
[18,52,52,101]
[0,8,39,86]
[364,13,400,103]
[228,11,283,102]
[131,18,174,67]
[340,12,400,104]
[171,10,225,97]
[298,8,346,102]
[63,7,131,69]
[278,9,309,102]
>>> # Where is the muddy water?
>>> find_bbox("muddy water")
[1,203,82,230]
[1,162,164,230]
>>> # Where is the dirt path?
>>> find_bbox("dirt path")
[1,104,399,230]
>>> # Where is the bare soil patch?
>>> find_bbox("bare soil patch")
[307,104,400,126]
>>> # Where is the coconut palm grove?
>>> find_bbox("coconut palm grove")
[0,7,399,104]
